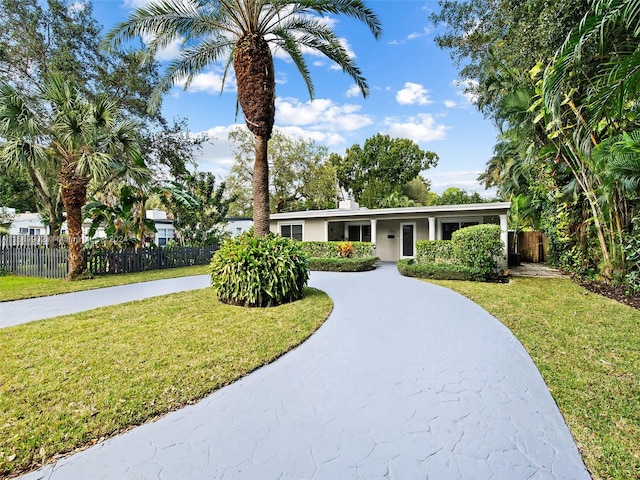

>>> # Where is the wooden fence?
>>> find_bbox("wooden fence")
[85,246,217,275]
[1,235,216,278]
[508,231,549,263]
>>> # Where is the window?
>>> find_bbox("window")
[29,228,41,236]
[157,227,174,246]
[19,227,28,234]
[347,224,371,242]
[442,221,479,241]
[280,223,303,241]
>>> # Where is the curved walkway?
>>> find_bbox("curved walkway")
[17,264,589,479]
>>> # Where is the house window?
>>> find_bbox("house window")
[442,221,479,241]
[280,223,303,241]
[19,227,28,235]
[347,224,371,242]
[157,227,174,246]
[29,228,41,236]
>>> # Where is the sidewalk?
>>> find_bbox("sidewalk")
[0,275,211,328]
[16,264,589,479]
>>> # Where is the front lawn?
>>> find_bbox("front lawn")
[0,265,210,302]
[430,276,640,480]
[0,287,333,477]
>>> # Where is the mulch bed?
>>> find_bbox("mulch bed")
[579,279,640,310]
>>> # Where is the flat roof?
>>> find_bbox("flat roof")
[270,202,511,221]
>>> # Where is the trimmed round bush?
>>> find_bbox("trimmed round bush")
[452,224,504,280]
[210,232,309,307]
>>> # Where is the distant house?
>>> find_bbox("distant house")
[2,207,176,246]
[224,217,253,236]
[270,200,511,264]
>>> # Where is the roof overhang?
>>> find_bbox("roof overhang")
[270,202,511,222]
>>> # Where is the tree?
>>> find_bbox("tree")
[433,187,486,206]
[0,75,147,278]
[162,172,233,247]
[331,134,438,208]
[106,0,382,236]
[226,127,338,215]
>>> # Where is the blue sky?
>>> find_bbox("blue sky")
[93,0,499,196]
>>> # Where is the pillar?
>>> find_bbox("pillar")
[428,217,436,241]
[499,214,509,268]
[370,219,377,254]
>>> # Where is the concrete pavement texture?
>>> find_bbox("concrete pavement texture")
[13,264,590,479]
[0,275,211,327]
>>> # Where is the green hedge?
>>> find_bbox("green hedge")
[415,240,456,264]
[397,259,480,280]
[300,241,375,258]
[452,224,504,280]
[308,257,379,272]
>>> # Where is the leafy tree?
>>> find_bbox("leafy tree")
[106,0,382,236]
[432,187,486,206]
[402,175,438,206]
[331,134,438,208]
[0,167,38,213]
[0,75,147,278]
[226,127,338,215]
[162,172,233,248]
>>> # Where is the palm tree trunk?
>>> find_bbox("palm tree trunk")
[234,33,276,236]
[61,175,88,279]
[253,135,270,235]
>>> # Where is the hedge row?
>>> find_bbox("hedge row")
[403,224,505,281]
[300,241,375,259]
[415,240,456,264]
[308,257,379,272]
[397,259,480,280]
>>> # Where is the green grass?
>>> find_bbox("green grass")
[429,277,640,480]
[0,265,210,302]
[0,287,333,477]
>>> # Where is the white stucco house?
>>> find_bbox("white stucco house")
[2,208,176,246]
[270,200,511,264]
[224,217,253,236]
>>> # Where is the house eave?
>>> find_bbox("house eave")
[270,202,511,221]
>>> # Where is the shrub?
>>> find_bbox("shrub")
[337,241,355,258]
[300,241,374,258]
[452,224,505,280]
[308,257,379,272]
[415,240,456,265]
[210,232,309,307]
[397,258,479,280]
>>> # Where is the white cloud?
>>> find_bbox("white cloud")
[275,97,373,132]
[152,36,183,62]
[426,170,495,197]
[345,85,361,98]
[444,100,457,108]
[124,0,152,8]
[193,125,242,177]
[174,69,235,95]
[396,82,432,106]
[407,27,431,41]
[384,113,449,143]
[453,79,479,105]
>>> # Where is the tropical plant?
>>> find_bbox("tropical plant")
[0,75,147,278]
[210,232,309,307]
[106,0,382,236]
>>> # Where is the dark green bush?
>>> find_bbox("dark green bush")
[210,232,309,307]
[415,240,456,264]
[452,224,504,280]
[308,257,379,272]
[397,258,479,280]
[300,241,374,258]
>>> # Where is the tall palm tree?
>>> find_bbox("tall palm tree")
[0,75,147,278]
[105,0,382,235]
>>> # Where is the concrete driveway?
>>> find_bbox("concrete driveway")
[14,264,590,479]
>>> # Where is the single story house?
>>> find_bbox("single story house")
[225,217,254,236]
[270,200,511,264]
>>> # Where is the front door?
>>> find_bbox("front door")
[400,223,415,258]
